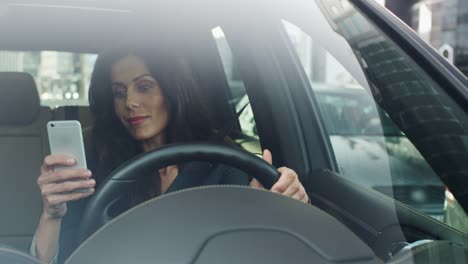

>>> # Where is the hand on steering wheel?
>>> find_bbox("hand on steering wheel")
[250,149,309,203]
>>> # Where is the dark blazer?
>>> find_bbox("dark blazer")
[58,162,249,263]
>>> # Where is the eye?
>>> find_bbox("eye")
[137,81,155,92]
[112,87,127,99]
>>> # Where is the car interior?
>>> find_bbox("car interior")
[0,72,50,251]
[0,0,467,263]
[0,72,93,249]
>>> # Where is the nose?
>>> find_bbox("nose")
[125,87,141,109]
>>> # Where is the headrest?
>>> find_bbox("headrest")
[0,72,41,125]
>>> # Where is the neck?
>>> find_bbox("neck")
[141,133,166,152]
[159,165,178,193]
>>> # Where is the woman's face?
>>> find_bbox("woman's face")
[111,55,169,145]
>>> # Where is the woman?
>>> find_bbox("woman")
[32,42,309,263]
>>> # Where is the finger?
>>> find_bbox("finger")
[291,190,307,202]
[41,155,75,173]
[299,185,309,201]
[41,179,96,196]
[270,167,296,193]
[297,184,309,203]
[281,180,301,197]
[283,181,309,203]
[44,188,95,206]
[38,169,92,185]
[250,178,265,189]
[262,149,273,165]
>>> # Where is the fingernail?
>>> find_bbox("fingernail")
[83,170,92,177]
[67,158,75,164]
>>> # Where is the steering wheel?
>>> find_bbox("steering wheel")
[77,142,280,243]
[71,142,378,263]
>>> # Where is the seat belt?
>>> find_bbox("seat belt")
[211,101,250,141]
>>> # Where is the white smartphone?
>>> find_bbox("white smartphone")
[47,120,89,193]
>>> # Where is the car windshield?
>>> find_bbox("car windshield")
[314,86,403,136]
[0,0,467,263]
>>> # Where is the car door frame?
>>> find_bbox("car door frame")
[217,1,468,261]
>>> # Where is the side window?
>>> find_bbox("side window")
[282,20,455,224]
[211,27,261,155]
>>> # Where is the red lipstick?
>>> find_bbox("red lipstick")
[127,116,147,126]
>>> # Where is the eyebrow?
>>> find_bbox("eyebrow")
[111,74,154,87]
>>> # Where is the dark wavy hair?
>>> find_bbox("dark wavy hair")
[87,41,214,200]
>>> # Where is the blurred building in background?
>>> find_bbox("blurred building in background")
[384,0,468,76]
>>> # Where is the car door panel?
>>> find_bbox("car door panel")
[308,169,468,260]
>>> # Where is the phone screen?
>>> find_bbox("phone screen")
[47,120,88,192]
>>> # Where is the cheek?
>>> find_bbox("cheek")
[152,98,170,130]
[157,100,170,125]
[150,94,166,113]
[113,101,126,121]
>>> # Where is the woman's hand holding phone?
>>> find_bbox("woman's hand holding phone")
[37,155,95,219]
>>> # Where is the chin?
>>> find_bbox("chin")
[129,127,165,144]
[133,133,151,141]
